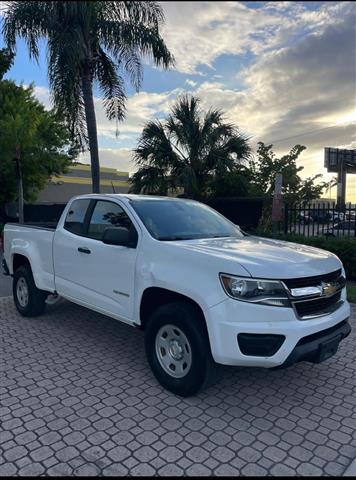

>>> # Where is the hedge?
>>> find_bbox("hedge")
[256,232,356,279]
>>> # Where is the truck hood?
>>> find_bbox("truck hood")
[172,235,341,279]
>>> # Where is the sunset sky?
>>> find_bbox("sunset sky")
[1,1,355,201]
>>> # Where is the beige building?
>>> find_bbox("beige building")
[36,164,130,203]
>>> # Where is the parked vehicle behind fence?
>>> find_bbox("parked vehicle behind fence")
[320,221,356,237]
[285,203,356,238]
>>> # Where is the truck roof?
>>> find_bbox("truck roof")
[71,193,193,203]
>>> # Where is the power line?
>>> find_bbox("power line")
[266,121,355,145]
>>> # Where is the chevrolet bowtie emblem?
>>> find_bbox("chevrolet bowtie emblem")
[321,281,338,297]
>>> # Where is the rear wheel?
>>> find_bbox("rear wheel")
[13,265,47,317]
[145,301,215,397]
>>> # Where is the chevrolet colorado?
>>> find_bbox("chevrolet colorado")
[2,194,351,396]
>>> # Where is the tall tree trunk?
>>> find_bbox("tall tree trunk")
[15,156,24,223]
[81,66,100,193]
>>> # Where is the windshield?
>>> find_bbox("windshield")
[130,198,244,241]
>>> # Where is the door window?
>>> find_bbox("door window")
[64,199,91,235]
[88,201,136,241]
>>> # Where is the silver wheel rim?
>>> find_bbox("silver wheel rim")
[155,324,192,379]
[17,277,29,308]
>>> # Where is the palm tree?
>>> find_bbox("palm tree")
[130,95,251,197]
[3,1,173,193]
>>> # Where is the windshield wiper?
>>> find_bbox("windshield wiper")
[157,235,193,241]
[209,235,232,238]
[157,234,234,241]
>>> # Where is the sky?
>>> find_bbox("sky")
[1,1,356,201]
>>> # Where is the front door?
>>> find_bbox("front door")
[54,198,139,322]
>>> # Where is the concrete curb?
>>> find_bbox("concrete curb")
[343,458,356,476]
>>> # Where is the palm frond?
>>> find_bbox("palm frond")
[3,1,173,152]
[94,47,126,123]
[100,20,174,70]
[107,1,164,26]
[2,1,52,59]
[134,94,251,197]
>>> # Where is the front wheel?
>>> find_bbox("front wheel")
[13,265,47,317]
[144,301,215,397]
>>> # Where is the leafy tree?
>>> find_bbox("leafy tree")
[250,142,328,202]
[3,1,173,193]
[207,170,251,198]
[0,59,78,221]
[250,142,329,231]
[130,95,251,198]
[0,47,14,77]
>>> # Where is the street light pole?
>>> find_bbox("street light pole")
[336,155,346,212]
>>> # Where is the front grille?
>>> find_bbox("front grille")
[283,269,342,289]
[294,291,342,318]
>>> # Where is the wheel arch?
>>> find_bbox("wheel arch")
[139,287,207,331]
[12,253,31,275]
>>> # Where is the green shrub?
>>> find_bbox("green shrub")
[256,232,356,279]
[348,284,356,303]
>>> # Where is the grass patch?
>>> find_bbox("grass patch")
[347,283,356,303]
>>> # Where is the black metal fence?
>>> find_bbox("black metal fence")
[24,203,66,224]
[3,199,355,240]
[282,203,356,238]
[205,197,264,231]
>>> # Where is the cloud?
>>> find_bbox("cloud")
[26,2,355,199]
[185,79,197,87]
[32,85,52,109]
[30,83,184,143]
[238,12,356,164]
[170,10,355,201]
[160,1,354,74]
[0,1,7,16]
[93,87,184,142]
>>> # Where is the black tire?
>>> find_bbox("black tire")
[144,301,215,397]
[13,265,47,317]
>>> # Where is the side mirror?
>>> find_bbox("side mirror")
[102,227,138,248]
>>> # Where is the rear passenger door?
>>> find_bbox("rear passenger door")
[53,197,92,301]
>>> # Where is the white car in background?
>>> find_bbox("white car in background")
[327,211,345,222]
[320,220,356,237]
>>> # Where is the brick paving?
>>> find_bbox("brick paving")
[0,296,355,476]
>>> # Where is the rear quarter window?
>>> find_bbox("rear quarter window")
[64,199,90,235]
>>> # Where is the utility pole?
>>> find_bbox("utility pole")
[336,157,346,212]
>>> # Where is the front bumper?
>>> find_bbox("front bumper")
[275,319,351,369]
[205,290,351,367]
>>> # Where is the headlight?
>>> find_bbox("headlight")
[220,274,290,307]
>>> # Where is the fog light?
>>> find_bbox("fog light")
[237,333,285,357]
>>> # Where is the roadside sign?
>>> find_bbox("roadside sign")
[272,174,283,222]
[324,148,356,173]
[325,147,356,209]
[272,197,283,221]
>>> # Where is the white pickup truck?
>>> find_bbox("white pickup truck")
[2,194,351,396]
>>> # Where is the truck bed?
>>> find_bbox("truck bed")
[6,222,58,231]
[4,223,56,292]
